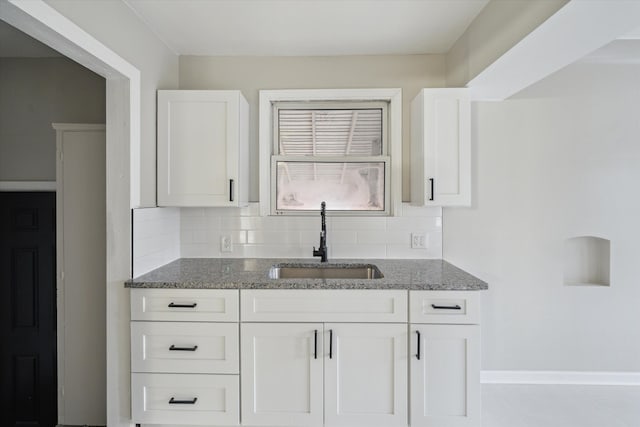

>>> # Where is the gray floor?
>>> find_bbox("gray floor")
[57,385,640,427]
[483,384,640,427]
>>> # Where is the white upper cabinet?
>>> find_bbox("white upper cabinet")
[157,90,249,207]
[411,89,471,206]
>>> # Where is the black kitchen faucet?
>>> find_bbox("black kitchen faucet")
[312,201,328,262]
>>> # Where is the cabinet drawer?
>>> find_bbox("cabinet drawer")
[131,289,238,322]
[410,291,479,324]
[132,373,239,425]
[131,322,239,374]
[241,289,407,322]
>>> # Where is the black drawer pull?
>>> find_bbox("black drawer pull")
[329,329,333,359]
[169,345,198,352]
[229,179,234,202]
[431,304,461,310]
[168,302,197,308]
[416,330,421,360]
[314,330,318,359]
[429,178,435,201]
[169,397,197,404]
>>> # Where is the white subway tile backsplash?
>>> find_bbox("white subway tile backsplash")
[134,202,443,277]
[247,230,300,245]
[300,231,322,246]
[178,203,442,260]
[399,204,442,217]
[327,230,358,245]
[239,244,310,258]
[330,217,387,231]
[181,207,206,217]
[133,207,180,276]
[181,243,216,257]
[357,230,410,246]
[181,215,207,231]
[386,216,442,232]
[331,244,387,258]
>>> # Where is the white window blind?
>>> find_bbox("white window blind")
[272,102,389,214]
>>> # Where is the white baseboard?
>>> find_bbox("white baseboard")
[481,370,640,386]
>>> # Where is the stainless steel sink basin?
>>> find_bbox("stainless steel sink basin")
[269,263,384,279]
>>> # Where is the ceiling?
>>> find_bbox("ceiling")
[0,19,61,57]
[123,0,490,56]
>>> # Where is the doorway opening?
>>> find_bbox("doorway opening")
[0,2,138,426]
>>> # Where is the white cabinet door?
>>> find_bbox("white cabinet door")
[241,323,324,427]
[324,323,407,427]
[410,324,480,427]
[157,90,248,207]
[411,88,470,206]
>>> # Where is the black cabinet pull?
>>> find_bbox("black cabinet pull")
[229,179,234,202]
[314,330,318,359]
[169,345,198,352]
[429,178,435,201]
[431,304,461,310]
[168,302,197,308]
[329,329,333,359]
[169,397,197,404]
[416,330,421,360]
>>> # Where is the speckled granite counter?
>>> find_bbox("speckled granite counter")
[126,258,488,290]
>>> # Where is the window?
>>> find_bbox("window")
[273,102,388,213]
[259,89,402,216]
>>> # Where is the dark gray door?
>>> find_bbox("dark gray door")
[0,192,57,427]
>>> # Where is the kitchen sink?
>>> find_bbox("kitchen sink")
[269,263,384,279]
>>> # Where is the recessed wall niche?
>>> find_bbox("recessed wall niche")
[563,236,610,286]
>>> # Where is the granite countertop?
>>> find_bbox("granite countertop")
[126,258,488,291]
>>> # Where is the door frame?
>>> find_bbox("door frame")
[0,2,137,426]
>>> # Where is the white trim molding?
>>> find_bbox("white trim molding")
[1,0,141,208]
[0,181,57,191]
[0,2,136,426]
[468,1,640,100]
[481,370,640,386]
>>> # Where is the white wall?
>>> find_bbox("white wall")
[45,0,179,207]
[444,61,640,371]
[0,57,105,181]
[179,54,446,202]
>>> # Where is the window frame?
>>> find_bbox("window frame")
[259,88,402,216]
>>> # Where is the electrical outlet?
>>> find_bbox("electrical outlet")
[411,232,427,249]
[220,235,232,253]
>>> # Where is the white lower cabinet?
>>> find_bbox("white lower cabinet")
[325,323,407,427]
[131,321,239,374]
[409,290,481,427]
[410,325,480,427]
[241,323,324,427]
[241,322,407,427]
[130,289,240,426]
[132,373,239,425]
[131,289,482,427]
